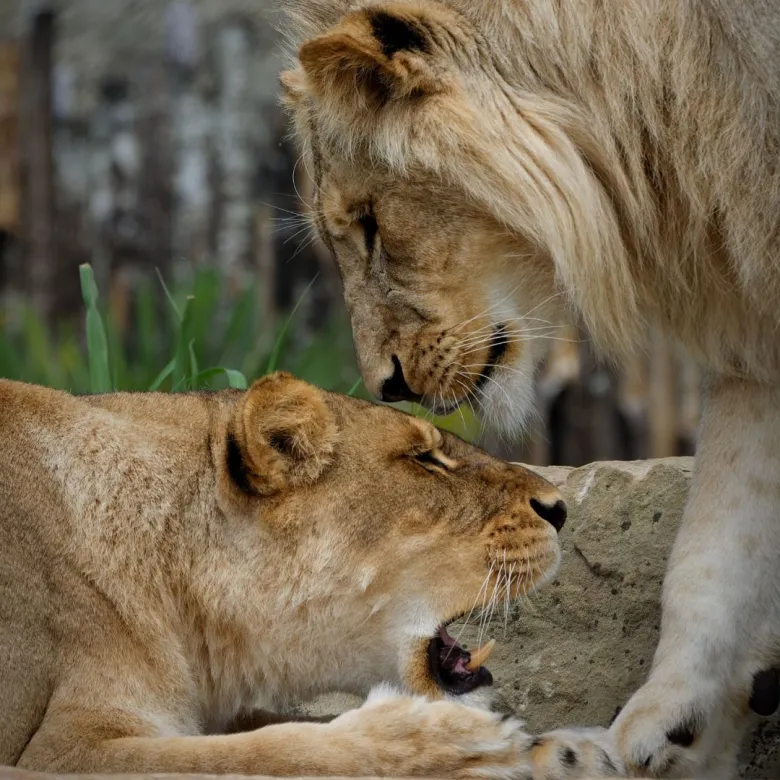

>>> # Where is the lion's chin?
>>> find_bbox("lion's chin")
[472,353,539,436]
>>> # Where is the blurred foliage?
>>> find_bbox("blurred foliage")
[0,265,481,439]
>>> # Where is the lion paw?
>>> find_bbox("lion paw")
[610,681,738,779]
[329,685,531,778]
[529,726,625,779]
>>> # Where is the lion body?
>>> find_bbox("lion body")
[283,2,780,776]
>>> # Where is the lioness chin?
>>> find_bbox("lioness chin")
[281,1,780,777]
[0,373,623,780]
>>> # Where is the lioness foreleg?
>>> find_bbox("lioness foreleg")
[20,687,629,779]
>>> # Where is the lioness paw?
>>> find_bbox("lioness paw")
[530,727,625,779]
[330,687,531,778]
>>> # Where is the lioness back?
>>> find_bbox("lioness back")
[0,383,217,763]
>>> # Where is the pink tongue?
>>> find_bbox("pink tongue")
[438,627,472,674]
[439,626,459,647]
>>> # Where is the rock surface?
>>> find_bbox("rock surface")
[297,458,778,778]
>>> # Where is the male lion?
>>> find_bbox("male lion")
[280,1,780,778]
[0,373,622,779]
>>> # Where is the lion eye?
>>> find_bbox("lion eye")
[358,213,378,255]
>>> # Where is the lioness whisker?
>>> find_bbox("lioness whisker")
[288,231,321,261]
[478,565,503,649]
[504,562,516,638]
[446,562,495,662]
[458,332,579,358]
[451,377,485,436]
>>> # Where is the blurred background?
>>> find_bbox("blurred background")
[0,0,701,466]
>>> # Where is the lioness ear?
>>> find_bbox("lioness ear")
[296,7,442,109]
[227,372,337,496]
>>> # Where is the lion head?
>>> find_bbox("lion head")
[280,0,659,432]
[217,372,566,703]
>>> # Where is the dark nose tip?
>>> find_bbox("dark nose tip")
[380,355,420,403]
[530,497,567,532]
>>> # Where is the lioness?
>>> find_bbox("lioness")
[280,2,780,777]
[0,373,622,779]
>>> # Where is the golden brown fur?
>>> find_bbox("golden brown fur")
[281,0,780,400]
[281,3,780,777]
[0,374,626,779]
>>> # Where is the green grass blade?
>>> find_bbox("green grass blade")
[156,267,181,323]
[21,306,59,386]
[224,368,249,389]
[172,296,195,391]
[188,339,199,385]
[347,378,362,396]
[149,358,175,391]
[266,273,319,375]
[79,264,112,393]
[220,286,256,364]
[135,277,159,373]
[190,268,221,356]
[192,367,249,390]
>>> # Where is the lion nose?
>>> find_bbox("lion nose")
[530,497,567,532]
[380,356,421,403]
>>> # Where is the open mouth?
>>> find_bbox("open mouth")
[427,624,496,695]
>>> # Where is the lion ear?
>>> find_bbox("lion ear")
[279,67,307,107]
[296,8,442,109]
[227,372,338,497]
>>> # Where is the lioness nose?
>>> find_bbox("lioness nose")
[530,497,567,532]
[380,355,421,403]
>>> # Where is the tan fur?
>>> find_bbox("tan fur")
[281,0,780,391]
[0,373,628,779]
[281,3,780,777]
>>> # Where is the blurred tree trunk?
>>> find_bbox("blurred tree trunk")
[213,17,256,289]
[0,43,20,237]
[20,9,56,320]
[0,42,20,298]
[167,0,213,278]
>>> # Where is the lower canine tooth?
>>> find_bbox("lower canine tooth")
[464,638,496,671]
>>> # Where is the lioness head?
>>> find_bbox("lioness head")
[217,372,564,701]
[282,1,639,432]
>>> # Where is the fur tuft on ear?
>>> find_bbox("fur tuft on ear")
[228,372,338,496]
[295,6,442,110]
[279,67,307,107]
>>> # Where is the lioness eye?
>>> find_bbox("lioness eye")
[358,213,378,255]
[413,448,456,473]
